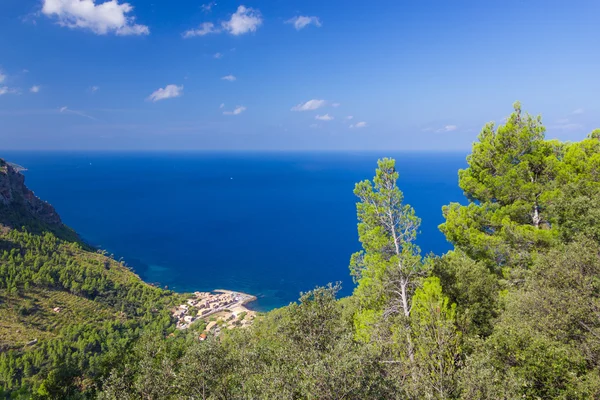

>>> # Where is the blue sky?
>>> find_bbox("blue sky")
[1,0,599,151]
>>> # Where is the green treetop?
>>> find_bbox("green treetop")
[350,158,426,352]
[440,103,563,269]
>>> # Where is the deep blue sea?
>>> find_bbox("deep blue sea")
[2,152,467,311]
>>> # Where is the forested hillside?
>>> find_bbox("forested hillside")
[2,103,600,399]
[0,162,184,398]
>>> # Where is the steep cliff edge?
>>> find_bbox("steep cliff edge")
[0,158,78,241]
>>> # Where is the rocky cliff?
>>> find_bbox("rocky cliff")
[0,158,66,232]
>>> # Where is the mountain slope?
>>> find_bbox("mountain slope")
[0,158,181,398]
[0,159,78,243]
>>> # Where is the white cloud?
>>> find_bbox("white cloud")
[291,99,326,111]
[219,103,225,109]
[183,22,218,38]
[331,102,340,107]
[214,52,223,59]
[147,84,183,102]
[286,15,322,30]
[201,2,215,12]
[90,85,99,93]
[221,74,236,82]
[0,71,6,84]
[315,114,334,121]
[185,6,262,38]
[223,106,246,115]
[59,106,97,120]
[309,123,320,129]
[41,0,149,36]
[350,121,367,129]
[0,86,18,96]
[549,122,584,132]
[222,6,262,35]
[30,85,41,93]
[572,108,584,115]
[436,125,457,133]
[346,116,354,120]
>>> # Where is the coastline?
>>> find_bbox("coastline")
[172,289,260,330]
[213,289,258,313]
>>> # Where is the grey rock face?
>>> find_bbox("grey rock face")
[0,159,62,225]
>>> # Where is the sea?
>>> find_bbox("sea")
[2,151,467,311]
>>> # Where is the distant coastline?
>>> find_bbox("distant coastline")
[214,289,258,308]
[6,162,27,172]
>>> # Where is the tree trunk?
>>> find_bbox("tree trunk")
[400,279,416,365]
[533,200,540,228]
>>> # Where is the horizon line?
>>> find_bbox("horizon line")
[1,149,471,154]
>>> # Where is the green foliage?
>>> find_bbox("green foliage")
[440,103,561,269]
[550,133,600,243]
[460,238,600,398]
[433,251,499,338]
[441,104,600,275]
[411,277,461,399]
[350,158,425,343]
[101,284,393,399]
[0,227,178,398]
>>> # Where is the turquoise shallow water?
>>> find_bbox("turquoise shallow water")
[2,151,466,311]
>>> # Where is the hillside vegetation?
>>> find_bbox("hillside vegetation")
[2,103,600,399]
[0,162,186,398]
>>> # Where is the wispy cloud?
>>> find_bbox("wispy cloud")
[41,0,149,36]
[0,108,66,116]
[147,84,183,102]
[572,108,584,115]
[60,106,97,120]
[90,85,99,93]
[350,121,367,129]
[0,87,19,96]
[0,70,16,95]
[291,99,326,111]
[331,103,340,108]
[286,16,322,30]
[183,22,218,38]
[346,116,354,120]
[315,114,334,121]
[221,74,237,82]
[201,2,216,12]
[549,121,584,132]
[214,52,223,59]
[434,125,458,133]
[219,103,225,109]
[30,85,41,93]
[223,106,246,115]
